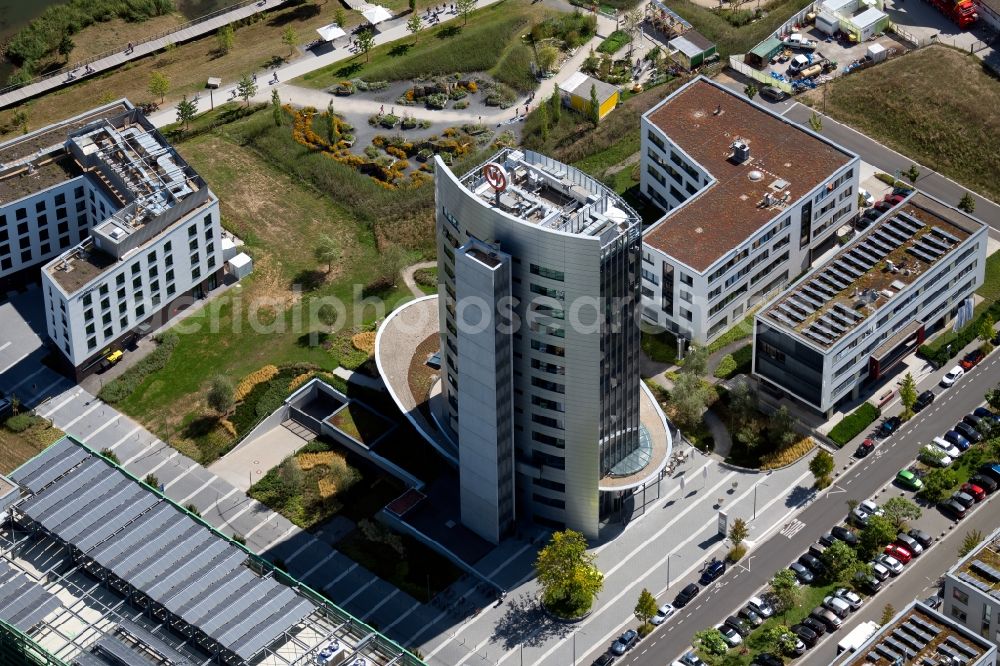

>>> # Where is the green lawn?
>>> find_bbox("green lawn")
[659,0,813,56]
[811,46,1000,204]
[597,30,629,55]
[296,0,551,93]
[642,330,679,364]
[978,251,1000,303]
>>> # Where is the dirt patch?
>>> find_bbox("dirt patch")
[408,333,440,404]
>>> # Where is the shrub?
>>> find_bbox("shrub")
[380,114,399,128]
[99,332,179,403]
[760,437,815,470]
[714,354,737,379]
[637,621,655,638]
[4,413,35,433]
[454,100,469,110]
[727,544,747,562]
[425,93,448,110]
[597,30,629,55]
[234,365,279,402]
[829,403,881,446]
[918,300,1000,366]
[449,88,468,100]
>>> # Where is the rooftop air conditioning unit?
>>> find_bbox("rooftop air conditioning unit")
[731,140,750,164]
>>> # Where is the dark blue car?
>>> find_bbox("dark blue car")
[699,559,726,585]
[944,430,971,451]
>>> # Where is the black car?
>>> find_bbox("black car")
[799,553,825,574]
[878,416,902,438]
[940,498,967,519]
[979,463,1000,483]
[791,623,818,648]
[675,583,700,606]
[855,439,876,458]
[964,413,984,432]
[955,421,983,443]
[854,571,882,593]
[907,529,933,548]
[970,474,999,494]
[699,559,726,585]
[801,616,828,637]
[789,562,814,584]
[725,615,752,638]
[818,533,836,547]
[759,86,788,103]
[593,655,616,666]
[913,390,935,412]
[973,407,999,426]
[832,526,858,547]
[753,653,784,666]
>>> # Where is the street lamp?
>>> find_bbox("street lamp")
[667,552,682,589]
[753,472,772,521]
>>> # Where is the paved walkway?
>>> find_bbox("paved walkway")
[401,260,436,299]
[0,0,292,110]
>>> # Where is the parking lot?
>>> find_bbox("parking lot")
[764,28,909,86]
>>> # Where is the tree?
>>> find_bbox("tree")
[744,83,758,100]
[977,313,995,354]
[987,384,1000,412]
[535,530,604,617]
[58,34,74,62]
[623,8,643,56]
[357,28,375,62]
[550,85,561,122]
[634,588,658,625]
[904,164,920,183]
[374,243,405,288]
[217,24,235,54]
[314,234,339,273]
[681,344,708,376]
[669,372,709,429]
[406,14,422,43]
[809,450,834,488]
[899,371,917,420]
[148,71,169,103]
[918,467,959,503]
[859,515,896,560]
[879,604,896,626]
[735,420,763,451]
[960,529,985,557]
[11,109,29,134]
[537,45,559,74]
[767,405,797,449]
[820,539,859,583]
[758,625,797,655]
[271,88,283,126]
[317,303,339,331]
[768,569,798,613]
[325,100,337,143]
[207,375,234,415]
[100,448,120,464]
[456,0,476,25]
[175,95,196,130]
[536,102,550,140]
[144,473,160,487]
[334,7,346,26]
[282,26,297,56]
[589,84,600,125]
[728,379,758,429]
[881,496,921,531]
[693,628,728,656]
[728,517,748,560]
[808,111,823,132]
[236,73,257,106]
[958,192,976,214]
[409,0,416,11]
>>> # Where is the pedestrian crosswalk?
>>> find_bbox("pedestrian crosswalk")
[780,518,807,539]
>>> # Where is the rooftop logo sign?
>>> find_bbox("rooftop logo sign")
[483,162,508,193]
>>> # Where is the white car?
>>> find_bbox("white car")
[879,554,904,576]
[835,587,864,611]
[920,446,953,468]
[747,595,774,618]
[651,603,676,625]
[719,625,743,647]
[851,499,883,526]
[859,188,874,207]
[932,437,962,458]
[940,366,965,388]
[870,561,891,581]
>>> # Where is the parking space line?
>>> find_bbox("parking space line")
[5,365,47,394]
[143,450,179,476]
[298,550,338,581]
[339,577,378,607]
[60,402,104,433]
[0,349,34,375]
[203,487,240,516]
[107,425,142,451]
[223,499,261,525]
[163,464,196,490]
[38,389,83,420]
[260,524,299,552]
[28,375,69,406]
[179,477,217,505]
[284,538,318,566]
[243,512,278,538]
[0,342,11,353]
[365,589,400,620]
[122,440,165,467]
[381,598,421,634]
[85,416,119,440]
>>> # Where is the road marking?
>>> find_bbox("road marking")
[0,342,11,353]
[222,498,262,525]
[38,389,83,420]
[143,450,179,476]
[339,577,378,607]
[243,511,278,539]
[284,538,317,565]
[298,549,338,581]
[780,519,807,538]
[163,464,196,490]
[179,476,217,505]
[5,365,47,394]
[29,375,69,405]
[122,440,165,467]
[380,598,421,634]
[324,562,359,591]
[85,415,119,440]
[364,588,400,621]
[259,524,298,551]
[107,425,142,451]
[0,349,33,374]
[203,487,240,517]
[59,402,104,433]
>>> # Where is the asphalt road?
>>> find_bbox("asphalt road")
[619,349,1000,666]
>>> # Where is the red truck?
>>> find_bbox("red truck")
[926,0,978,27]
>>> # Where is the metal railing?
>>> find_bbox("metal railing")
[0,0,284,99]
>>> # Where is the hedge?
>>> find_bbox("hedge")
[98,332,179,404]
[829,402,881,447]
[4,413,35,433]
[918,299,1000,367]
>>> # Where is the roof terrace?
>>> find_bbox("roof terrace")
[762,193,975,349]
[459,148,640,246]
[836,602,993,666]
[951,530,1000,598]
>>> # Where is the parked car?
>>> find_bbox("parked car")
[883,193,907,206]
[920,446,953,467]
[855,438,876,458]
[760,86,788,102]
[913,390,935,412]
[675,583,700,606]
[939,498,967,519]
[932,437,962,458]
[944,430,971,451]
[748,596,775,618]
[699,559,726,585]
[923,594,943,610]
[650,603,675,625]
[823,595,852,619]
[978,463,1000,484]
[725,616,752,638]
[855,570,883,592]
[799,553,825,574]
[851,500,882,526]
[907,529,934,548]
[835,587,863,611]
[895,533,924,556]
[862,207,884,224]
[951,491,976,509]
[940,366,965,387]
[810,607,842,630]
[818,533,837,547]
[593,655,616,666]
[973,407,999,426]
[874,200,895,213]
[884,544,913,564]
[896,469,923,491]
[878,555,904,576]
[960,349,985,370]
[961,483,986,502]
[801,616,828,637]
[789,562,815,584]
[753,653,784,666]
[859,188,874,207]
[808,543,827,559]
[719,624,743,647]
[969,474,998,494]
[832,526,858,547]
[955,421,983,443]
[610,629,638,655]
[678,652,705,666]
[878,416,902,438]
[739,606,764,628]
[791,623,819,647]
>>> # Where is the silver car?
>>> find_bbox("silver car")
[650,603,675,626]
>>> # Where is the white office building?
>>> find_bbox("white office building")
[433,149,670,542]
[31,104,223,377]
[639,76,859,344]
[943,525,1000,645]
[754,192,988,415]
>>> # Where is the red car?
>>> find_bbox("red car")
[883,193,907,206]
[874,200,895,213]
[960,349,985,370]
[961,483,986,502]
[884,544,912,564]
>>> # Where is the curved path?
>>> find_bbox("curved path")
[401,260,436,299]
